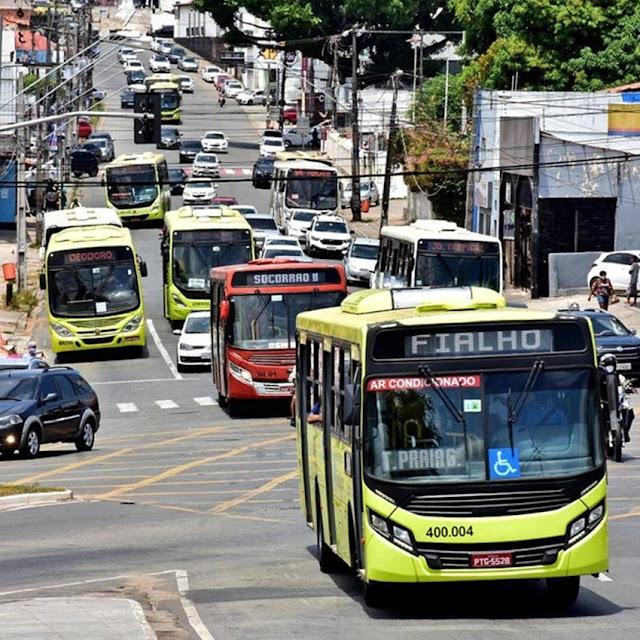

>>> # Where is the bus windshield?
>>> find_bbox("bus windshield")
[106,165,158,208]
[49,255,140,317]
[286,171,338,210]
[231,291,344,349]
[364,368,600,483]
[415,252,500,289]
[160,92,179,109]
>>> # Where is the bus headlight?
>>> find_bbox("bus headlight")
[52,323,73,337]
[368,509,416,553]
[229,361,253,384]
[566,501,605,546]
[171,293,186,306]
[123,315,142,332]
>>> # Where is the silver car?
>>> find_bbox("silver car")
[343,238,380,285]
[191,152,219,178]
[340,180,380,208]
[245,214,281,251]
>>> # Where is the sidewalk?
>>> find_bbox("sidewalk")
[0,597,156,640]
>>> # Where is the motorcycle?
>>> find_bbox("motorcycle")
[600,354,634,462]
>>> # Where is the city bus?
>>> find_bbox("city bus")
[371,220,503,291]
[161,206,254,324]
[210,259,347,412]
[146,79,182,123]
[104,152,171,223]
[144,74,183,92]
[295,286,609,607]
[40,224,148,354]
[270,160,340,233]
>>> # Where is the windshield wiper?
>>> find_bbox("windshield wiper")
[251,294,272,341]
[432,254,458,286]
[0,396,21,401]
[506,359,545,451]
[418,365,465,424]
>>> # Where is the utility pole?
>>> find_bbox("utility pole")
[278,61,286,129]
[380,70,402,233]
[350,28,361,222]
[16,73,27,292]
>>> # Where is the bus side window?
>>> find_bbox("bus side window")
[279,170,286,193]
[331,346,351,440]
[377,237,387,271]
[298,340,311,423]
[158,160,169,185]
[306,339,322,417]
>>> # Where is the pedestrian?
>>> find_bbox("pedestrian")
[44,179,59,211]
[311,127,320,148]
[588,270,614,310]
[627,256,640,306]
[25,341,45,360]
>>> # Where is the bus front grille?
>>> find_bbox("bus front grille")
[403,489,572,517]
[68,316,127,329]
[246,352,295,366]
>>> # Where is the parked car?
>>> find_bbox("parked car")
[178,56,198,72]
[232,205,258,216]
[192,152,219,177]
[201,130,228,153]
[252,157,275,188]
[120,89,135,109]
[168,167,188,195]
[285,209,317,242]
[0,366,100,458]
[167,46,185,64]
[343,238,380,285]
[340,179,380,208]
[77,119,92,139]
[224,80,244,98]
[179,139,203,163]
[177,74,194,93]
[561,306,640,377]
[283,126,321,149]
[260,244,306,260]
[149,54,170,73]
[158,127,182,150]
[587,251,640,291]
[306,215,351,255]
[201,65,222,82]
[236,89,267,105]
[259,137,285,158]
[126,69,146,85]
[87,136,114,162]
[173,311,211,372]
[70,149,99,177]
[183,179,217,205]
[283,104,297,124]
[245,214,281,251]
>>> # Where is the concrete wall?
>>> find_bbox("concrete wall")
[548,251,601,297]
[406,191,433,221]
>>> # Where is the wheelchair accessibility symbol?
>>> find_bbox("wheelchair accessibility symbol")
[489,448,521,480]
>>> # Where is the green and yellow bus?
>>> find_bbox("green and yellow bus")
[295,286,609,607]
[142,77,182,123]
[40,224,148,354]
[104,152,171,223]
[161,206,254,324]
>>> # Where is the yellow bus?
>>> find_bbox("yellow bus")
[295,286,609,607]
[161,206,254,324]
[104,152,171,223]
[141,77,182,123]
[40,224,148,355]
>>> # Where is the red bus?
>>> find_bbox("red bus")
[210,259,347,412]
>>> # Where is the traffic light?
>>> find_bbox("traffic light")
[133,93,161,144]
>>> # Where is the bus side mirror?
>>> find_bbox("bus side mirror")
[219,299,229,323]
[39,273,46,290]
[139,261,148,277]
[343,381,361,427]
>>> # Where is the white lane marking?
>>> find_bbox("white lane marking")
[93,378,176,386]
[175,569,216,640]
[156,399,179,410]
[117,403,138,413]
[597,573,613,582]
[147,318,183,381]
[194,396,217,406]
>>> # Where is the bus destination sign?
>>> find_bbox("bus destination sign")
[49,246,132,267]
[290,169,334,179]
[418,239,499,254]
[232,268,341,288]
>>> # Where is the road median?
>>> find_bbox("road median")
[0,484,73,510]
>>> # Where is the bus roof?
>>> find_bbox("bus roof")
[274,151,332,165]
[44,208,122,237]
[108,152,166,167]
[148,81,180,92]
[46,224,135,254]
[164,206,252,232]
[381,220,500,245]
[273,159,338,172]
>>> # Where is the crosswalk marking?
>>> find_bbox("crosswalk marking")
[218,167,252,177]
[156,399,180,410]
[117,403,138,413]
[194,396,217,406]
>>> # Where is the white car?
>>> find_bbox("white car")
[160,42,173,55]
[264,236,302,252]
[177,75,194,93]
[201,65,222,82]
[260,244,306,259]
[151,38,166,52]
[224,80,244,98]
[262,129,283,141]
[174,311,211,371]
[123,59,144,74]
[178,56,199,72]
[587,251,640,291]
[118,47,136,63]
[183,179,217,205]
[149,55,170,73]
[191,152,220,177]
[201,131,229,153]
[259,137,285,157]
[245,214,281,251]
[232,205,257,216]
[285,210,317,242]
[343,238,379,284]
[306,215,351,255]
[237,89,267,105]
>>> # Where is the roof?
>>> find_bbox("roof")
[273,159,337,171]
[603,81,640,94]
[108,152,165,166]
[47,224,134,252]
[381,220,500,245]
[211,258,345,286]
[351,237,380,246]
[44,208,122,233]
[164,206,251,231]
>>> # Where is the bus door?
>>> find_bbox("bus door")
[321,345,337,547]
[210,281,227,398]
[161,229,170,318]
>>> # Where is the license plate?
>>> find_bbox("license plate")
[470,552,513,568]
[618,362,632,371]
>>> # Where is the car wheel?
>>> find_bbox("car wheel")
[177,362,186,373]
[20,427,41,458]
[284,139,291,149]
[247,99,253,105]
[75,420,95,452]
[90,168,98,177]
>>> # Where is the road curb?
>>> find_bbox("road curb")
[0,489,73,511]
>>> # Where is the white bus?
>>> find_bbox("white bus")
[270,159,340,233]
[371,219,503,291]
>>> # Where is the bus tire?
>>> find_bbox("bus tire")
[217,391,227,407]
[546,576,580,607]
[227,398,240,417]
[316,495,339,573]
[613,429,623,462]
[363,580,386,608]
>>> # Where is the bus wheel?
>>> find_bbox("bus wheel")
[217,392,227,408]
[363,580,386,608]
[316,503,339,573]
[546,576,580,607]
[613,430,623,462]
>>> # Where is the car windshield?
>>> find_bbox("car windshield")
[187,181,214,190]
[248,218,277,230]
[350,243,379,260]
[49,253,140,317]
[263,248,302,258]
[415,252,500,289]
[205,133,224,139]
[590,315,630,337]
[231,291,345,349]
[258,160,275,169]
[315,221,347,233]
[293,211,316,222]
[267,238,297,247]
[184,316,209,333]
[286,172,338,210]
[197,154,217,163]
[183,57,195,63]
[365,368,601,484]
[162,128,178,136]
[169,169,184,181]
[155,55,168,61]
[0,377,36,401]
[183,141,202,150]
[106,164,158,208]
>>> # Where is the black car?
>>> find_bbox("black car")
[179,139,203,163]
[120,88,135,108]
[80,142,102,162]
[0,366,100,458]
[252,157,275,188]
[70,149,99,178]
[168,46,185,64]
[159,127,182,150]
[168,167,187,195]
[126,69,146,85]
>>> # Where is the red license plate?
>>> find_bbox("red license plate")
[470,552,513,568]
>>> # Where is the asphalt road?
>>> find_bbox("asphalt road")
[1,40,640,640]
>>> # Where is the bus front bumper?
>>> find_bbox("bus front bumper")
[166,291,210,322]
[49,323,146,353]
[114,201,165,222]
[228,368,293,400]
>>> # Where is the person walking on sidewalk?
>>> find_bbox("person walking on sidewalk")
[589,270,614,310]
[627,256,640,306]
